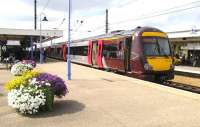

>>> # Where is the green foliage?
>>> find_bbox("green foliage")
[40,86,54,112]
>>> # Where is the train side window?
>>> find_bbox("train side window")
[79,46,88,56]
[70,46,88,56]
[83,46,88,56]
[70,47,73,55]
[107,44,118,58]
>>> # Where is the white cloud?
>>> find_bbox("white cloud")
[0,0,200,42]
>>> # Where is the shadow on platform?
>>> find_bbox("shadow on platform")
[30,100,85,118]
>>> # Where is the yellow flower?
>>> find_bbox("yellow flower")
[4,70,41,91]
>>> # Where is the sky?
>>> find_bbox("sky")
[0,0,200,41]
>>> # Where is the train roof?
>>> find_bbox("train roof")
[72,26,165,42]
[72,29,136,43]
[47,26,165,47]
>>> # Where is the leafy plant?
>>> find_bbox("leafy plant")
[41,86,54,111]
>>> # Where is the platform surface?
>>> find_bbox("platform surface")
[175,66,200,74]
[1,62,200,127]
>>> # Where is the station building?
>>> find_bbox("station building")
[0,28,63,62]
[168,29,200,67]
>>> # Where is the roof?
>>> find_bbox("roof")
[167,29,200,38]
[0,28,63,41]
[167,29,200,42]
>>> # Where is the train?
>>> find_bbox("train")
[46,26,175,81]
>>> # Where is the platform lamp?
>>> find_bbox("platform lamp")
[39,12,48,64]
[66,0,72,80]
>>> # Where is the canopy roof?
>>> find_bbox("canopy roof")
[0,28,63,42]
[167,29,200,42]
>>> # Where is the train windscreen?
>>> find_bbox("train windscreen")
[143,37,171,56]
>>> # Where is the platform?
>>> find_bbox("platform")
[175,66,200,77]
[1,62,200,127]
[0,69,13,95]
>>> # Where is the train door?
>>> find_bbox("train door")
[124,37,132,72]
[92,41,98,66]
[103,40,125,71]
[62,44,67,61]
[97,40,103,68]
[87,41,92,65]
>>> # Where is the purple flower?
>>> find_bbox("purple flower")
[22,60,36,68]
[36,73,68,97]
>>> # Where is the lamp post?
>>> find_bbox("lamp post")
[67,0,71,80]
[39,12,48,64]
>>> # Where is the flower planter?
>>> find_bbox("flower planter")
[6,71,68,115]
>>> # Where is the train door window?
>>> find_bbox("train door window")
[91,41,98,65]
[102,44,108,58]
[118,41,124,59]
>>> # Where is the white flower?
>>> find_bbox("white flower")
[11,62,33,76]
[45,82,51,86]
[7,85,46,115]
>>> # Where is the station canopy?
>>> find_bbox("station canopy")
[167,29,200,42]
[0,28,63,46]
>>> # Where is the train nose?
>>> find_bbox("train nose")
[146,57,173,71]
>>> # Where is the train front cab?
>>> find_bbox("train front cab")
[131,28,174,81]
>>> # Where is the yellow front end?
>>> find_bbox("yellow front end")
[146,57,173,71]
[141,31,174,81]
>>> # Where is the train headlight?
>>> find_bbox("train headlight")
[170,64,175,70]
[144,63,153,71]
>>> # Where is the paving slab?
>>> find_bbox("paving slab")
[0,62,200,127]
[0,69,13,95]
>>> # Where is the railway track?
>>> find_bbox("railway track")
[162,81,200,94]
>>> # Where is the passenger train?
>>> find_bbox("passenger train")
[47,26,175,81]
